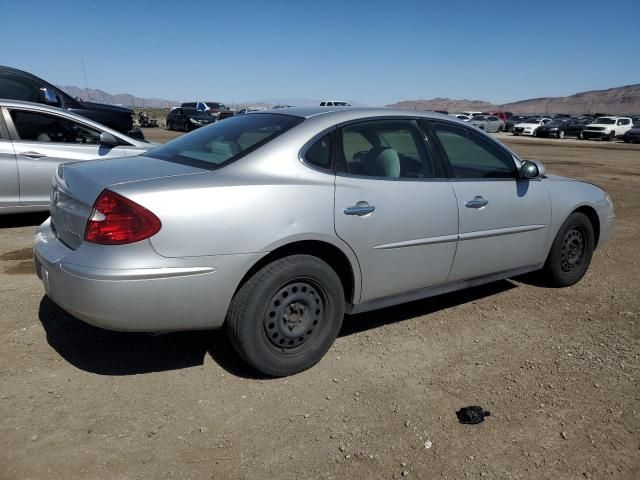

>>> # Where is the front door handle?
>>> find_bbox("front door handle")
[19,151,47,159]
[465,196,488,209]
[344,202,376,216]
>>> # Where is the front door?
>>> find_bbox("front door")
[333,118,459,303]
[7,108,128,206]
[427,120,551,281]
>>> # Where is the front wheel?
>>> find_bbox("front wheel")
[558,130,565,139]
[541,212,595,287]
[226,255,345,377]
[608,131,615,142]
[166,120,172,130]
[578,131,584,140]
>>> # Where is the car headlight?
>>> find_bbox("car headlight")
[549,127,558,131]
[189,118,200,124]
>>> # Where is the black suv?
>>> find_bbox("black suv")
[0,66,135,135]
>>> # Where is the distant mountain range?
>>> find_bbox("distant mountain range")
[387,84,640,115]
[58,84,640,114]
[58,85,179,108]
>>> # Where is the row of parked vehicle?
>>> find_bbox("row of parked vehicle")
[449,110,640,142]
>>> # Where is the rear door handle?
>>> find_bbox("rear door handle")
[19,151,47,159]
[344,203,376,216]
[465,196,488,209]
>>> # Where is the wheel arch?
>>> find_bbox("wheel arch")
[234,239,361,305]
[572,205,601,247]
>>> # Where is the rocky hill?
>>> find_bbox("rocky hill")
[388,84,640,115]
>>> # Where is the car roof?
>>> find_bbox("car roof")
[253,106,451,122]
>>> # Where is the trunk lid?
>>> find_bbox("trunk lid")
[50,156,206,249]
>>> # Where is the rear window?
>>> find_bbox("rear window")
[146,113,303,169]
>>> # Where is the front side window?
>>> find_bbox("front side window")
[147,113,303,169]
[10,109,101,144]
[618,119,630,125]
[339,120,437,179]
[431,122,516,179]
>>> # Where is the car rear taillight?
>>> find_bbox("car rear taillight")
[84,189,161,245]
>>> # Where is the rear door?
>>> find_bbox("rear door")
[0,108,19,208]
[427,120,551,281]
[333,118,459,303]
[6,107,128,206]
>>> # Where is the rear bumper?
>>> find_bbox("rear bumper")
[33,218,261,333]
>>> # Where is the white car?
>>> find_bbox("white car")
[450,113,471,121]
[582,117,633,141]
[461,111,483,118]
[513,117,552,136]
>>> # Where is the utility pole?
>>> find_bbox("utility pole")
[81,58,90,101]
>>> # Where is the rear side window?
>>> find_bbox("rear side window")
[304,132,333,170]
[431,122,516,179]
[339,120,438,179]
[147,113,303,169]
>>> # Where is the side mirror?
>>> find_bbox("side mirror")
[520,160,545,179]
[38,88,61,107]
[99,132,120,146]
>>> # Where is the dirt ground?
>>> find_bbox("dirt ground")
[1,130,639,480]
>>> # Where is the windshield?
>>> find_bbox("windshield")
[147,113,303,169]
[472,116,486,121]
[523,118,540,124]
[548,120,566,126]
[594,117,615,124]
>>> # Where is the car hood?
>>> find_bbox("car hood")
[79,101,133,115]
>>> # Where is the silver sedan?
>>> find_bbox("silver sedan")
[33,108,615,376]
[0,100,152,214]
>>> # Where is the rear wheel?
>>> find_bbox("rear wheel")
[184,121,190,132]
[578,131,584,140]
[226,255,345,377]
[166,120,172,130]
[542,212,594,287]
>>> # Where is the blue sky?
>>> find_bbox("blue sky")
[1,0,638,105]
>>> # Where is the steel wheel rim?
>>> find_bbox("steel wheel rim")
[263,280,325,351]
[560,227,586,273]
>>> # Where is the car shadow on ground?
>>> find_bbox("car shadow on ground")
[0,212,49,229]
[38,280,516,378]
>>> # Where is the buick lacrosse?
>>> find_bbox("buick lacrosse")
[33,108,615,376]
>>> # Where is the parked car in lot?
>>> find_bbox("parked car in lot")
[461,111,483,118]
[513,117,552,136]
[490,111,512,124]
[535,118,592,139]
[450,113,471,121]
[0,65,136,136]
[0,100,151,214]
[33,108,615,376]
[469,115,504,132]
[166,107,215,131]
[623,122,640,143]
[503,115,527,132]
[320,101,351,106]
[582,116,633,141]
[181,101,230,119]
[236,108,262,115]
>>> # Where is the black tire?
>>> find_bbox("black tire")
[166,120,172,130]
[183,121,190,132]
[558,130,565,139]
[226,255,345,377]
[542,212,595,287]
[608,131,615,142]
[578,131,584,140]
[498,125,504,132]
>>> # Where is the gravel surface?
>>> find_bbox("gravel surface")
[1,131,639,479]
